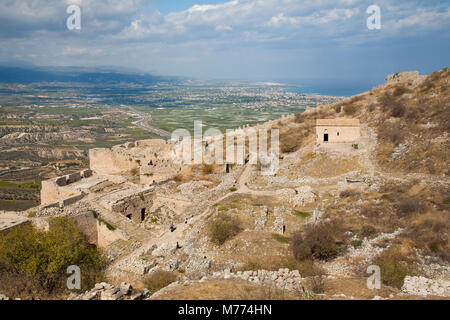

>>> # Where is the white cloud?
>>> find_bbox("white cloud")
[62,47,103,56]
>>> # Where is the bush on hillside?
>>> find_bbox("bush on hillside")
[373,247,416,289]
[0,217,106,298]
[390,102,406,118]
[397,196,426,216]
[343,103,357,115]
[291,220,345,261]
[143,270,178,294]
[208,213,242,245]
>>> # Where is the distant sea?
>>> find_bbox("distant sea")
[281,79,378,97]
[284,86,365,98]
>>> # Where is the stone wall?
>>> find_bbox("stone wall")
[89,139,176,176]
[31,210,126,249]
[71,210,98,245]
[40,169,92,206]
[89,148,138,175]
[100,187,155,224]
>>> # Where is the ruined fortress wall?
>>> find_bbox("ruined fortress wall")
[139,162,180,185]
[71,211,98,246]
[40,170,93,206]
[111,192,153,224]
[89,148,138,175]
[97,221,125,248]
[40,180,79,206]
[32,212,124,248]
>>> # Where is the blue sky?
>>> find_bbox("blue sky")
[0,0,449,93]
[155,0,226,15]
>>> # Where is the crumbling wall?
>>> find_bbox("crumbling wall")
[41,180,79,206]
[32,211,125,248]
[89,139,177,176]
[97,221,126,248]
[110,192,154,224]
[71,211,98,245]
[40,169,92,206]
[89,148,139,175]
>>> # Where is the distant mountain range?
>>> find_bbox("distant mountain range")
[0,65,179,85]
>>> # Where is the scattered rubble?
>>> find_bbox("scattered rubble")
[68,282,148,300]
[401,276,450,297]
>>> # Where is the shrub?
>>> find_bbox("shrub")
[308,275,325,294]
[379,123,404,145]
[208,213,241,245]
[297,259,325,278]
[397,196,426,216]
[391,102,405,118]
[421,79,436,92]
[339,189,360,198]
[281,141,298,153]
[173,174,183,183]
[144,270,178,294]
[334,105,342,113]
[360,225,377,238]
[373,248,416,289]
[0,218,106,298]
[291,220,345,261]
[393,86,409,97]
[351,240,363,247]
[343,103,357,115]
[299,259,326,293]
[202,164,214,175]
[294,113,305,123]
[408,212,449,261]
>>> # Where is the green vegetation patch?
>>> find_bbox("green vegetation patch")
[0,180,40,190]
[292,210,310,219]
[97,217,116,231]
[271,233,290,244]
[0,217,106,298]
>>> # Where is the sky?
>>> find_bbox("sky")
[0,0,449,92]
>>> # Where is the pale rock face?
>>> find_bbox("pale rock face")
[152,242,177,257]
[164,258,181,271]
[0,293,9,300]
[401,276,450,297]
[385,71,420,85]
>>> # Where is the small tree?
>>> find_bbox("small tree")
[291,220,345,261]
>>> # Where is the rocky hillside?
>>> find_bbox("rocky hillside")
[1,68,448,300]
[284,68,449,175]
